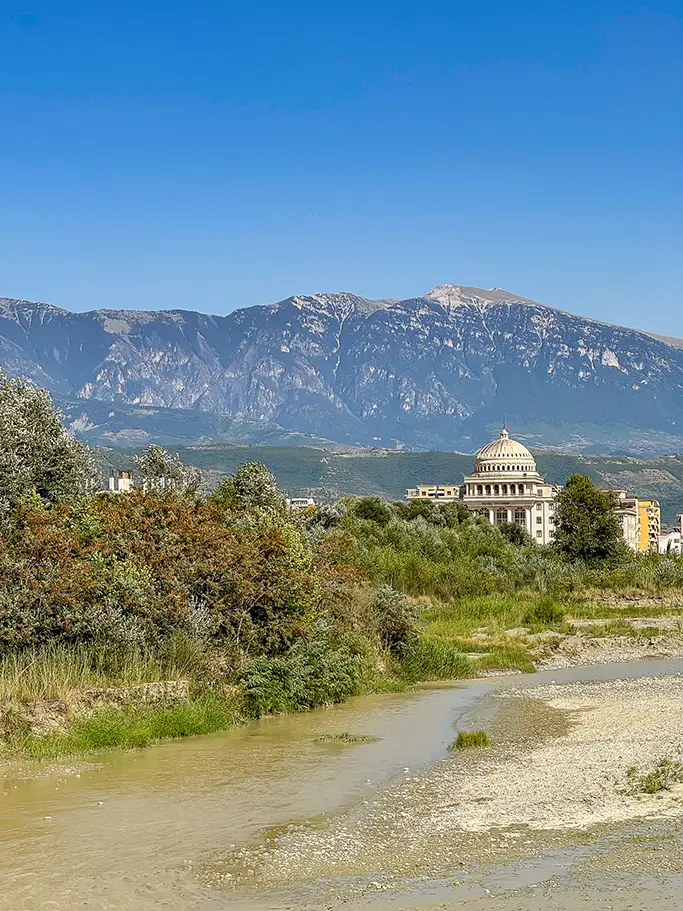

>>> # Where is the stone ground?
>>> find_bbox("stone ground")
[202,674,683,908]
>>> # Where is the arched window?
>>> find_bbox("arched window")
[496,508,508,525]
[477,484,483,496]
[493,485,500,496]
[514,507,526,527]
[485,484,491,495]
[502,484,508,495]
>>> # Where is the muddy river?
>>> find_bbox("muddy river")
[2,659,683,910]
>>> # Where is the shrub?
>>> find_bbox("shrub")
[211,461,285,514]
[497,522,532,546]
[0,492,319,653]
[623,759,683,795]
[347,496,393,526]
[238,633,363,716]
[522,598,565,627]
[373,585,419,651]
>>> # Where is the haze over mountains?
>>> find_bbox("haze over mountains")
[1,285,682,453]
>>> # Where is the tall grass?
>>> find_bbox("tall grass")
[400,638,472,682]
[420,593,569,640]
[0,636,207,702]
[475,646,536,674]
[450,730,490,750]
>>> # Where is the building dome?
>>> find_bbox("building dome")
[473,427,538,476]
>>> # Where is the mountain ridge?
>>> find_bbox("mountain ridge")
[4,285,679,345]
[2,285,683,453]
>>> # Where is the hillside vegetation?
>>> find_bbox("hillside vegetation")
[105,445,683,526]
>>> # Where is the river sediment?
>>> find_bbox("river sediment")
[203,667,683,907]
[2,660,683,910]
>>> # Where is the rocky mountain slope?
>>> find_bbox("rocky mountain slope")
[1,285,682,452]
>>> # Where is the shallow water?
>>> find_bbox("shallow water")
[2,658,683,910]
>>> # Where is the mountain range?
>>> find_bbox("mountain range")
[1,285,682,453]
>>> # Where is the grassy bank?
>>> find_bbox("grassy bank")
[16,695,239,760]
[0,608,538,760]
[3,588,683,761]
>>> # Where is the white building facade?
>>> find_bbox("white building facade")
[461,427,559,544]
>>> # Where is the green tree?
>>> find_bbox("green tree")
[347,496,392,525]
[0,371,95,518]
[211,461,285,514]
[134,445,202,495]
[438,501,471,527]
[498,521,532,546]
[553,474,625,562]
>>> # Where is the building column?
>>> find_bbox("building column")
[507,508,513,524]
[525,508,532,535]
[488,508,495,526]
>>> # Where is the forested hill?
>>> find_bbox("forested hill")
[103,445,683,527]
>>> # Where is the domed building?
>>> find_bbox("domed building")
[461,427,558,543]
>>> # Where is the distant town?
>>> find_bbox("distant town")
[107,426,681,556]
[405,427,678,555]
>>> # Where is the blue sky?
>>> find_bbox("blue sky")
[1,1,681,334]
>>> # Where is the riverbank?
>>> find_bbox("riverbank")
[3,590,683,763]
[2,659,683,910]
[206,667,683,905]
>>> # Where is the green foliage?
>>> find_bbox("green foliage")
[400,637,472,682]
[623,759,683,795]
[372,585,419,652]
[0,490,318,652]
[450,730,490,750]
[346,496,393,525]
[17,695,235,759]
[0,370,95,519]
[134,444,202,495]
[498,521,532,546]
[238,632,364,716]
[522,599,565,627]
[340,512,522,600]
[211,461,285,514]
[553,474,626,562]
[474,645,535,674]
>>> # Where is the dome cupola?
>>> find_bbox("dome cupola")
[473,426,538,476]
